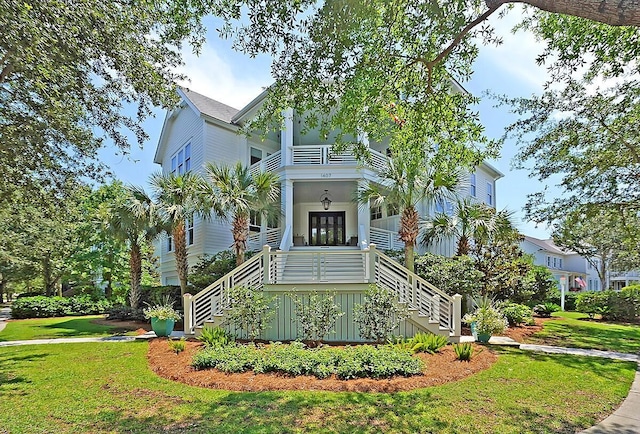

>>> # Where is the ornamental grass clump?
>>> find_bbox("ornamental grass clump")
[143,302,182,321]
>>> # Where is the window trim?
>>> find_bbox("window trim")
[486,181,493,205]
[470,173,476,197]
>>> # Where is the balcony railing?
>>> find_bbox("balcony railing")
[249,145,388,174]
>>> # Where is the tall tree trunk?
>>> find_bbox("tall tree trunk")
[233,214,249,267]
[0,278,5,303]
[487,0,640,27]
[42,254,55,296]
[173,222,188,296]
[398,207,419,272]
[129,243,142,309]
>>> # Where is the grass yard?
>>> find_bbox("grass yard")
[0,315,136,341]
[0,342,635,433]
[526,311,640,354]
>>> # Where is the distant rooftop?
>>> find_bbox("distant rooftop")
[523,235,574,255]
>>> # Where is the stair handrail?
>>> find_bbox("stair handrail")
[183,250,266,334]
[372,246,461,335]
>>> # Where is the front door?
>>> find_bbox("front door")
[309,212,346,246]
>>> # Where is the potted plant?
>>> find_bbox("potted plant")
[143,300,182,337]
[462,298,508,343]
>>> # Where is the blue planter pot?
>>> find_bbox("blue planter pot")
[151,318,175,337]
[476,332,491,343]
[470,321,478,340]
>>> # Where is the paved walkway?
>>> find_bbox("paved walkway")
[0,305,11,333]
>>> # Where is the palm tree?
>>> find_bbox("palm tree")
[148,171,205,297]
[421,197,496,256]
[203,162,280,266]
[108,186,162,309]
[357,153,463,272]
[422,199,519,257]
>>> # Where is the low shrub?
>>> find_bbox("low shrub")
[11,295,114,319]
[192,342,424,380]
[463,298,508,336]
[409,332,449,354]
[498,302,534,326]
[197,326,235,348]
[168,338,186,354]
[453,343,474,361]
[533,303,560,318]
[105,305,145,322]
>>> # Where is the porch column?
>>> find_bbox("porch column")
[281,178,294,249]
[357,179,370,249]
[281,108,294,166]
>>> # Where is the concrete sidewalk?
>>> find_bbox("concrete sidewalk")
[0,330,185,347]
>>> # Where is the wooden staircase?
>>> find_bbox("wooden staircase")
[184,244,462,342]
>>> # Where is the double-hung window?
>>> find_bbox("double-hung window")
[470,173,476,197]
[486,182,493,206]
[171,143,191,174]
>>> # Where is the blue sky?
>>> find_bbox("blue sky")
[100,8,557,239]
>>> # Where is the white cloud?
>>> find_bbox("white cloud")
[478,6,548,92]
[177,44,272,109]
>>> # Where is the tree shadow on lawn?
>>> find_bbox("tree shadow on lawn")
[0,352,49,396]
[40,318,131,336]
[493,346,637,382]
[527,321,640,354]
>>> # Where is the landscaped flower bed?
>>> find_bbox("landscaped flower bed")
[147,339,497,392]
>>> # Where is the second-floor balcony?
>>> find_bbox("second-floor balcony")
[250,144,388,176]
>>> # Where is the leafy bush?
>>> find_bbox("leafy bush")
[105,305,145,321]
[575,292,608,318]
[354,284,409,343]
[498,302,534,326]
[576,289,640,321]
[288,290,345,345]
[191,342,424,380]
[224,286,275,341]
[11,295,114,319]
[463,298,508,335]
[409,332,449,354]
[533,303,561,318]
[189,250,255,290]
[414,253,483,300]
[545,289,578,311]
[197,326,235,348]
[168,338,186,354]
[513,265,557,306]
[453,343,474,361]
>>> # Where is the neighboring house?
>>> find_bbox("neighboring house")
[609,270,640,291]
[520,236,601,291]
[154,87,502,341]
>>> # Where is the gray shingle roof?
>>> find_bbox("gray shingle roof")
[181,88,239,123]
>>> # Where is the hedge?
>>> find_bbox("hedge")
[11,295,114,319]
[576,287,640,321]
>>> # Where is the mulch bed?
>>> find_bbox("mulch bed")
[147,339,497,393]
[503,317,554,343]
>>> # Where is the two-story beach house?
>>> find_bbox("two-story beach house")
[154,88,503,342]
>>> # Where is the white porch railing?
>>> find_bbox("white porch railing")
[370,227,405,251]
[249,151,282,176]
[248,145,389,173]
[184,244,461,338]
[183,250,267,332]
[247,227,281,251]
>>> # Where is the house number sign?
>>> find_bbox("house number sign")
[321,173,332,178]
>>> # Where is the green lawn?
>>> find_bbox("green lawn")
[0,342,635,433]
[0,315,138,341]
[525,311,640,354]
